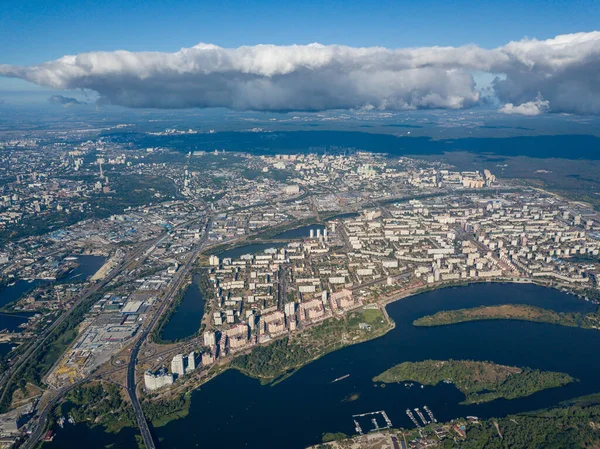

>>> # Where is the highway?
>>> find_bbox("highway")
[14,236,162,449]
[15,214,205,449]
[0,235,160,411]
[126,217,212,449]
[17,191,305,449]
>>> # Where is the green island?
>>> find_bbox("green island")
[413,304,600,329]
[373,360,574,404]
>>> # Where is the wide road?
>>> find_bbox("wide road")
[0,236,159,410]
[16,214,206,449]
[126,217,212,449]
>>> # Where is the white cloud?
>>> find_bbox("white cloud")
[1,31,599,113]
[499,94,550,116]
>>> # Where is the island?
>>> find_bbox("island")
[413,304,600,329]
[373,360,574,404]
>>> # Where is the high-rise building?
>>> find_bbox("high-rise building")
[203,331,216,347]
[171,354,185,377]
[144,369,173,391]
[187,352,196,373]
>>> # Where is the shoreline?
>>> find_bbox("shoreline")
[145,276,589,391]
[136,278,594,427]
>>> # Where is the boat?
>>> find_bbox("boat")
[57,416,65,428]
[331,373,350,383]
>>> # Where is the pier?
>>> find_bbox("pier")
[415,408,429,425]
[352,410,392,433]
[406,409,421,428]
[424,406,437,423]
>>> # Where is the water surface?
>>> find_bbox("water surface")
[269,224,325,240]
[46,283,600,449]
[160,273,206,341]
[155,283,600,449]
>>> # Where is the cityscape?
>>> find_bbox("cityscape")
[1,1,600,448]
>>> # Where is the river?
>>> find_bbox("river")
[269,224,325,240]
[0,255,106,309]
[218,224,325,260]
[44,283,600,449]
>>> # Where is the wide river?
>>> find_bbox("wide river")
[46,283,600,449]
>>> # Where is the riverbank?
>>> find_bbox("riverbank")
[232,306,392,384]
[138,306,394,428]
[309,395,600,449]
[139,278,594,425]
[46,282,600,449]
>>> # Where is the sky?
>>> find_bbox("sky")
[1,0,600,114]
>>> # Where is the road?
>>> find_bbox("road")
[15,214,206,449]
[18,189,310,448]
[14,236,162,449]
[20,381,85,449]
[0,236,159,410]
[126,217,212,449]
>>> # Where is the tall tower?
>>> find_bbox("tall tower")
[187,352,196,372]
[171,354,185,377]
[97,157,105,180]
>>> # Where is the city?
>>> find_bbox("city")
[2,2,600,448]
[0,132,599,447]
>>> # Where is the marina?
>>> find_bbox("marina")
[405,409,421,428]
[352,410,392,434]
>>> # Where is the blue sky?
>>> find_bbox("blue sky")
[2,0,599,65]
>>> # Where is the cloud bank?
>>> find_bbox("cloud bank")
[1,31,600,114]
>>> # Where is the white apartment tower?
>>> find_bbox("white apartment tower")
[203,331,216,347]
[187,352,196,372]
[171,354,185,377]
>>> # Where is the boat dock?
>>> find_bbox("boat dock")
[424,406,437,423]
[352,410,392,433]
[415,408,429,426]
[354,419,363,435]
[406,409,421,428]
